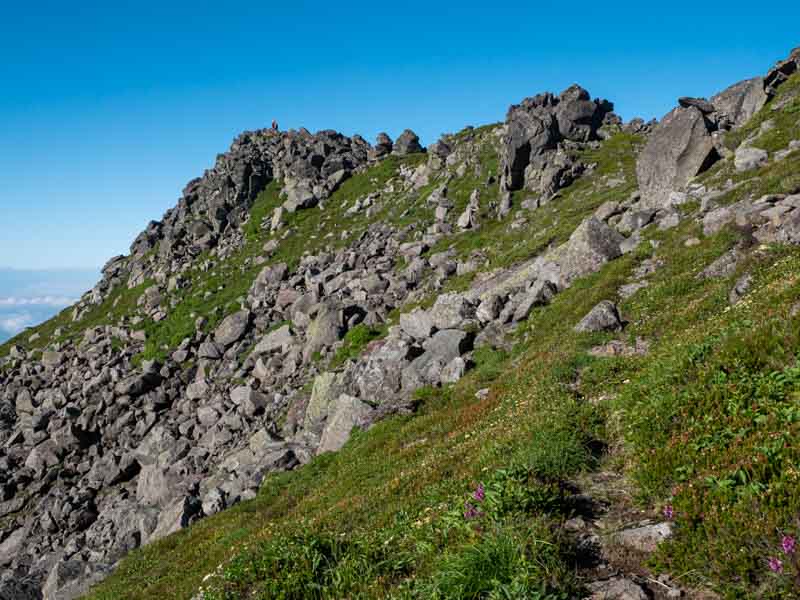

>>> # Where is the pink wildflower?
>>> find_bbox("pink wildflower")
[781,535,796,555]
[768,557,784,573]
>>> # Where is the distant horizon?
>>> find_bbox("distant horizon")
[0,267,99,341]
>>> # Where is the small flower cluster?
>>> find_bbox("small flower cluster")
[768,534,797,576]
[663,504,675,520]
[463,483,485,521]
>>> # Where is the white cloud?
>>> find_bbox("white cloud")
[0,313,34,335]
[0,296,75,307]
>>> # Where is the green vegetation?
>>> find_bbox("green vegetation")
[8,81,793,599]
[137,154,429,362]
[329,323,387,369]
[429,131,643,273]
[0,278,152,359]
[698,72,800,200]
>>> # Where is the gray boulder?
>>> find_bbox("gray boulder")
[711,77,767,128]
[303,302,344,360]
[317,394,374,454]
[214,310,251,347]
[512,280,557,322]
[574,301,624,333]
[734,146,768,172]
[303,372,341,432]
[538,217,624,288]
[729,273,753,305]
[636,106,719,208]
[677,96,716,114]
[501,85,612,193]
[399,309,435,341]
[374,132,394,157]
[429,293,475,330]
[587,577,648,600]
[423,329,470,362]
[614,522,673,554]
[253,324,294,355]
[393,129,424,155]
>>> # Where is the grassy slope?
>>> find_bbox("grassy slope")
[79,76,800,598]
[0,154,428,364]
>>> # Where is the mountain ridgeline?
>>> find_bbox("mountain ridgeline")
[1,47,800,599]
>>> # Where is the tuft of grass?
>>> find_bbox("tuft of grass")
[329,323,387,370]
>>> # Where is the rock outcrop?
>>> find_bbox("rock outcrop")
[637,47,800,208]
[500,85,614,202]
[1,45,800,600]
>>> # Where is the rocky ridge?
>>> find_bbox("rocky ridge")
[1,46,799,600]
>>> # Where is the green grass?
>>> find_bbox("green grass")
[696,72,800,200]
[74,90,800,599]
[428,131,643,272]
[0,278,152,359]
[329,323,388,370]
[137,154,429,361]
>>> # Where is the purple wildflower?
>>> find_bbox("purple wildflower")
[663,504,674,520]
[463,502,483,521]
[782,535,796,555]
[768,557,784,573]
[472,483,485,503]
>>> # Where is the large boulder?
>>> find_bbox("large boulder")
[303,302,344,360]
[711,77,768,128]
[512,279,557,322]
[399,309,435,341]
[371,132,394,159]
[429,293,475,330]
[317,394,375,454]
[393,129,424,155]
[536,217,624,289]
[253,324,294,355]
[42,559,110,600]
[764,46,800,96]
[555,84,611,142]
[303,372,342,432]
[734,146,768,172]
[636,106,719,208]
[214,310,251,347]
[501,85,613,193]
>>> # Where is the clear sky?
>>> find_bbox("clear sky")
[1,1,798,270]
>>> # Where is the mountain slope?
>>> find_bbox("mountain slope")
[1,47,800,600]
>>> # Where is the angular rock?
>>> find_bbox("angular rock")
[429,293,475,330]
[614,522,673,553]
[423,329,470,362]
[711,77,767,128]
[317,394,374,454]
[214,310,251,347]
[587,576,648,600]
[574,301,623,332]
[253,324,294,355]
[636,106,719,208]
[393,129,424,155]
[399,309,435,340]
[304,302,344,360]
[512,279,557,322]
[734,146,768,172]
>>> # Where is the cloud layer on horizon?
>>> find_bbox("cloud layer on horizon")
[0,296,76,307]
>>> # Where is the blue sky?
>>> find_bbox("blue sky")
[0,268,98,342]
[1,1,798,272]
